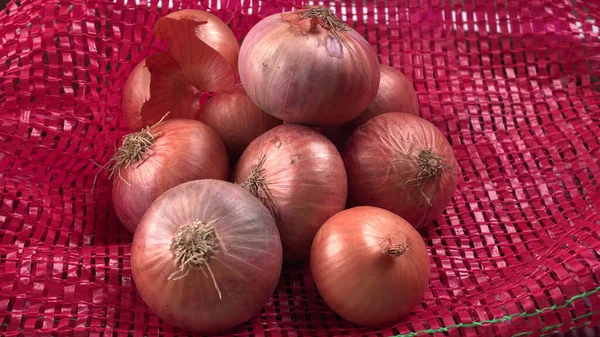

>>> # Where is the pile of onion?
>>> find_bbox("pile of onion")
[343,113,457,228]
[123,9,239,131]
[311,206,430,326]
[197,84,282,160]
[232,124,347,262]
[132,179,282,333]
[111,118,229,233]
[238,6,380,126]
[110,5,459,333]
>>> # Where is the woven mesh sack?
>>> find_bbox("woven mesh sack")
[1,0,600,336]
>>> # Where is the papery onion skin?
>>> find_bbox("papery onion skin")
[112,119,229,233]
[343,113,457,228]
[123,9,240,131]
[232,124,347,262]
[311,206,430,326]
[153,9,240,88]
[353,64,419,126]
[122,59,151,131]
[132,179,282,333]
[198,84,282,160]
[238,7,380,126]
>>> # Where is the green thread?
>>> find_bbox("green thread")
[512,311,600,337]
[393,286,600,337]
[539,320,592,337]
[512,332,531,337]
[541,323,564,332]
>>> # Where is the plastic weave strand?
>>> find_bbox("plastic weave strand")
[0,0,599,336]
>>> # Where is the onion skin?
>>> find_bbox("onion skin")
[232,124,347,262]
[122,59,151,131]
[123,10,240,131]
[198,84,282,160]
[311,206,430,326]
[238,8,380,126]
[153,9,240,89]
[353,65,419,126]
[112,119,229,233]
[343,113,457,228]
[132,180,282,333]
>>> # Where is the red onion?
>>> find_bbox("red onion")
[132,179,282,333]
[238,6,380,126]
[322,65,419,150]
[197,84,282,160]
[311,206,430,326]
[111,119,229,233]
[232,124,347,262]
[353,64,419,126]
[343,113,457,228]
[123,9,239,131]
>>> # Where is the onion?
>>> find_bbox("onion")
[132,179,282,333]
[232,124,347,262]
[322,65,419,150]
[111,118,229,233]
[123,9,239,131]
[343,113,457,228]
[311,206,430,326]
[197,84,282,160]
[353,64,419,126]
[238,6,380,126]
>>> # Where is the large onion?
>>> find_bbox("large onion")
[132,179,282,333]
[311,206,430,326]
[111,119,229,233]
[238,6,380,126]
[232,124,347,262]
[343,113,457,228]
[123,9,239,131]
[197,84,282,160]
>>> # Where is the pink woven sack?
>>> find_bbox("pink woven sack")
[1,0,599,336]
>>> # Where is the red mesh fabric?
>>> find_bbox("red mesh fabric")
[1,0,600,336]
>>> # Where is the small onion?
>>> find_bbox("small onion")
[353,64,419,126]
[232,124,347,262]
[197,84,282,160]
[238,6,380,126]
[343,113,457,228]
[311,206,430,326]
[123,9,239,131]
[322,65,419,150]
[132,179,282,333]
[112,119,229,233]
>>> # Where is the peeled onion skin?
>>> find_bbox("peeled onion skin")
[311,206,431,326]
[233,124,348,262]
[198,84,282,161]
[123,10,240,131]
[132,180,282,333]
[154,9,240,80]
[122,59,151,131]
[343,113,457,229]
[238,7,380,126]
[112,119,229,233]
